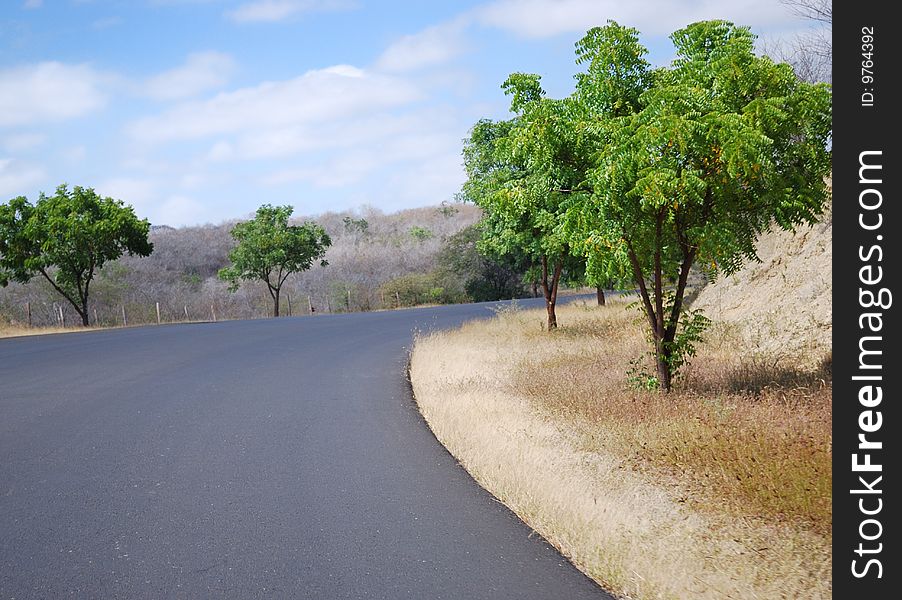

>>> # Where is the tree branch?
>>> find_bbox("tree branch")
[624,237,658,335]
[38,268,84,318]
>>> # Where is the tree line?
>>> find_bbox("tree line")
[460,20,831,390]
[1,194,537,330]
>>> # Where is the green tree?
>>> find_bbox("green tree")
[578,21,832,390]
[562,22,655,308]
[342,216,369,236]
[378,273,442,307]
[0,185,153,326]
[407,226,434,241]
[462,74,589,330]
[435,223,526,302]
[218,204,331,317]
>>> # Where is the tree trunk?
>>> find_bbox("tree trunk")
[545,300,557,329]
[273,287,281,317]
[540,256,563,331]
[77,297,90,327]
[625,239,672,392]
[653,336,672,392]
[532,281,539,298]
[596,286,605,306]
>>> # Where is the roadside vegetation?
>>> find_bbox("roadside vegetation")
[411,299,831,599]
[462,20,830,390]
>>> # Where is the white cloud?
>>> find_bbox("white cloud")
[207,141,234,161]
[0,62,108,128]
[23,0,43,9]
[261,125,463,189]
[62,145,87,163]
[225,0,356,23]
[95,177,211,225]
[386,151,466,206]
[128,65,421,143]
[473,0,789,38]
[93,17,123,30]
[144,51,236,101]
[96,177,157,213]
[376,21,468,72]
[0,158,45,197]
[221,108,450,161]
[157,194,206,226]
[2,132,46,153]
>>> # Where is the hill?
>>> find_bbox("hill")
[692,205,832,366]
[0,204,484,328]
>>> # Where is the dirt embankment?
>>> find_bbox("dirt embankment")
[692,210,832,365]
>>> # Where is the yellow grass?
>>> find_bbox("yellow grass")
[409,299,831,599]
[0,323,105,339]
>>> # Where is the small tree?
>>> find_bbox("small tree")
[0,185,153,326]
[218,204,330,317]
[580,21,832,390]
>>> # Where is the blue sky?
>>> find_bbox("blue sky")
[2,0,818,226]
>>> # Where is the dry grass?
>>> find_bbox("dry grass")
[0,323,105,339]
[410,299,831,599]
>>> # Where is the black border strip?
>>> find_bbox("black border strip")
[834,1,899,595]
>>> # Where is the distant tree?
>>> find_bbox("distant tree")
[437,200,459,218]
[379,273,452,307]
[342,216,369,235]
[218,204,331,317]
[436,224,526,302]
[0,185,153,326]
[407,226,434,241]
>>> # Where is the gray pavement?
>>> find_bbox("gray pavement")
[0,297,612,599]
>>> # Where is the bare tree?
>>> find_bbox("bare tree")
[782,0,831,24]
[762,0,831,83]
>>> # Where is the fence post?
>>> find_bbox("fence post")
[25,302,31,328]
[287,293,292,316]
[58,304,64,327]
[211,304,217,322]
[156,302,162,324]
[395,291,401,307]
[93,308,98,326]
[307,295,313,314]
[184,305,189,321]
[121,305,128,327]
[347,289,351,312]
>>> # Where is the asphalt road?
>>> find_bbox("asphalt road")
[1,297,612,599]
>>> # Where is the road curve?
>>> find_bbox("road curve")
[1,298,612,599]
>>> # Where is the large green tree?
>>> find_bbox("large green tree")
[218,204,331,317]
[0,185,153,326]
[577,21,832,390]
